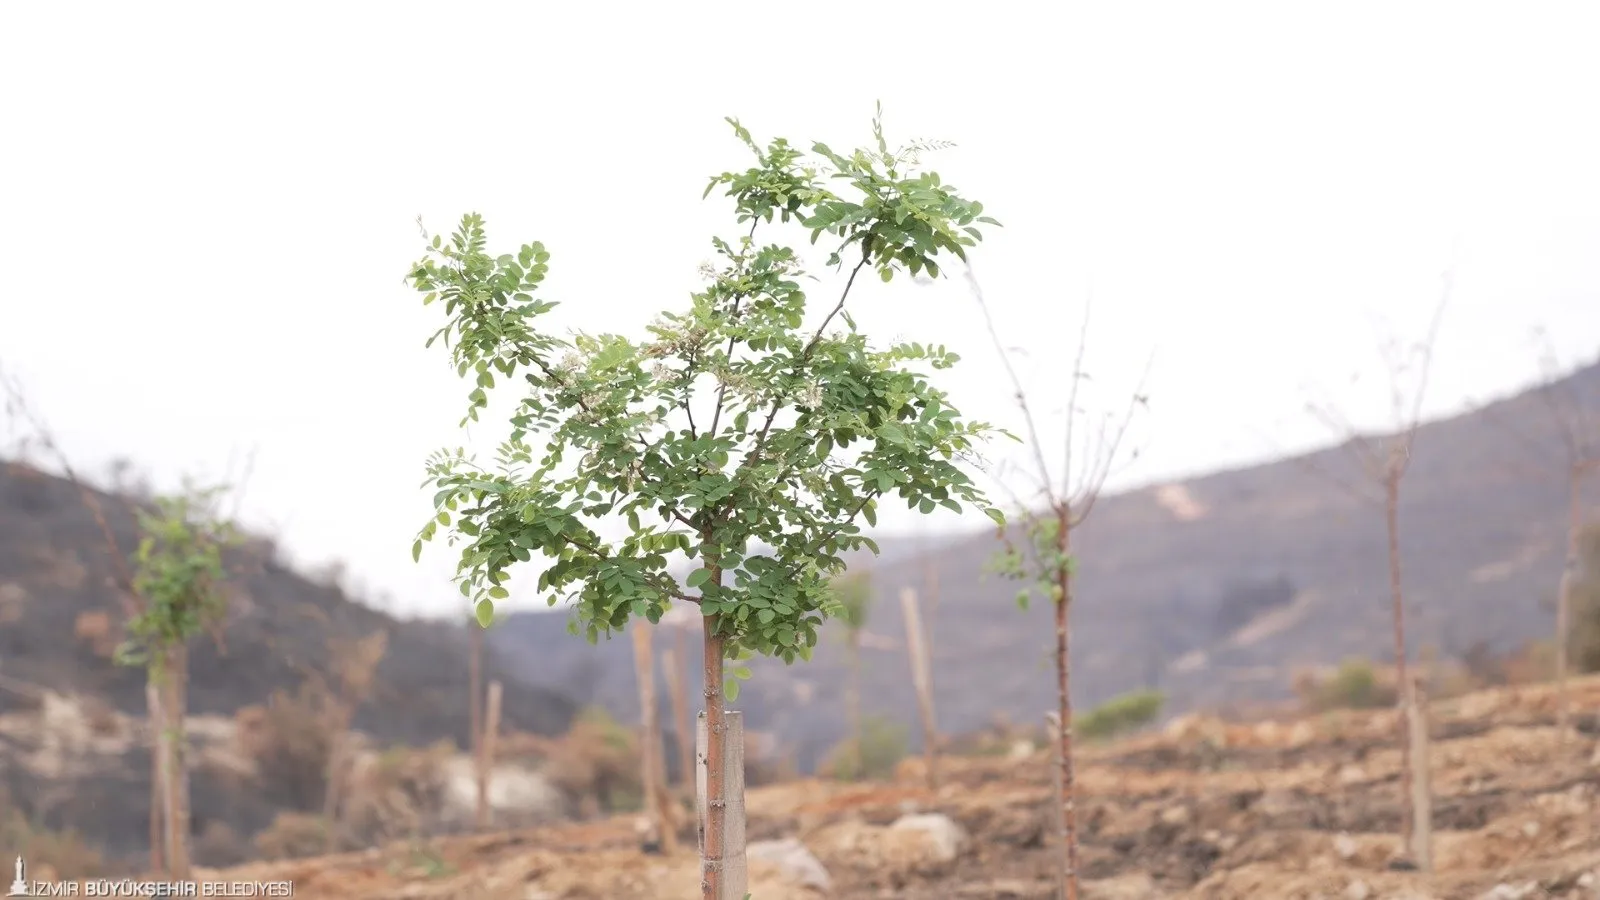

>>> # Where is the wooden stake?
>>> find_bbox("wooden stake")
[1407,677,1433,873]
[469,616,485,828]
[146,679,166,875]
[480,679,503,829]
[632,624,675,854]
[899,587,940,791]
[662,640,695,792]
[696,710,747,899]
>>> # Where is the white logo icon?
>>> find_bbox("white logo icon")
[6,855,26,897]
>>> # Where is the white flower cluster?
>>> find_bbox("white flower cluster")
[798,382,825,409]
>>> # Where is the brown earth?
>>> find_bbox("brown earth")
[192,676,1600,899]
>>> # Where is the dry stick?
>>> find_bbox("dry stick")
[662,637,696,793]
[631,622,675,854]
[899,588,940,791]
[481,680,503,828]
[469,619,487,830]
[845,627,865,779]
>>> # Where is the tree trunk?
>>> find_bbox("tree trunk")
[846,631,864,779]
[162,643,191,879]
[662,638,696,792]
[1384,469,1416,853]
[146,679,166,875]
[1045,711,1067,900]
[1054,509,1079,900]
[1556,465,1581,740]
[470,619,486,829]
[698,557,745,899]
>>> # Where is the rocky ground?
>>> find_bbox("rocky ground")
[190,677,1600,899]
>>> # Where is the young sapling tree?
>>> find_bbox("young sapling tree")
[115,488,238,879]
[406,109,1003,899]
[975,275,1149,900]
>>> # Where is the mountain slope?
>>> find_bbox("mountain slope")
[490,361,1600,771]
[0,461,577,747]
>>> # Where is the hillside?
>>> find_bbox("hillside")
[0,460,577,859]
[489,361,1600,771]
[202,675,1600,899]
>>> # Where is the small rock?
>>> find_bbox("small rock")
[1387,857,1419,872]
[1578,872,1595,888]
[1007,740,1035,760]
[1520,821,1540,839]
[888,813,968,863]
[1290,720,1318,743]
[1338,764,1366,785]
[1344,880,1372,900]
[1332,832,1358,861]
[1478,882,1538,900]
[746,837,832,891]
[1160,805,1191,826]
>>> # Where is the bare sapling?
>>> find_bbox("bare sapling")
[319,629,389,852]
[407,109,1004,900]
[1303,279,1449,865]
[973,272,1149,900]
[1,367,166,873]
[899,587,940,790]
[1529,335,1600,739]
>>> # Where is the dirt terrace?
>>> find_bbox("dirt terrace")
[200,677,1600,899]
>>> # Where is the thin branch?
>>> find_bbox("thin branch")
[966,264,1059,509]
[1061,288,1094,510]
[0,365,141,616]
[1070,351,1153,523]
[1394,275,1452,473]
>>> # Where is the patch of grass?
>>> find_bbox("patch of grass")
[1076,689,1165,741]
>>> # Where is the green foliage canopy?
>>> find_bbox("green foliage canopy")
[406,111,1005,680]
[117,489,237,672]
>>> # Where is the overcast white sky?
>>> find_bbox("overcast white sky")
[3,2,1599,618]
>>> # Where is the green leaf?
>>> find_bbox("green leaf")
[984,507,1006,526]
[411,540,423,563]
[488,585,510,600]
[475,600,496,628]
[687,568,712,589]
[724,678,741,702]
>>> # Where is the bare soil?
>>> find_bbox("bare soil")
[194,676,1600,899]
